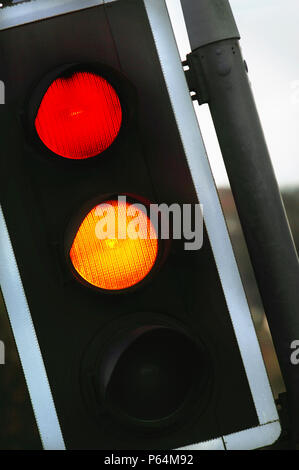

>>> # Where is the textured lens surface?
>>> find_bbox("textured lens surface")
[70,199,158,290]
[35,71,122,159]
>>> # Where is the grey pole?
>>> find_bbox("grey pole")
[181,0,299,445]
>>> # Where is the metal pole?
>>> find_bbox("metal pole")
[181,0,299,444]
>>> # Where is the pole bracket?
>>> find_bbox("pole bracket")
[183,52,209,105]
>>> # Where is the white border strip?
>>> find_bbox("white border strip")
[143,0,280,448]
[178,437,225,451]
[0,206,65,450]
[179,422,281,450]
[0,0,118,31]
[224,421,281,450]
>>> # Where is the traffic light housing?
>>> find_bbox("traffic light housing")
[0,0,280,450]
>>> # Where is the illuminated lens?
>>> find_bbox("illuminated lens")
[70,200,158,290]
[35,71,122,159]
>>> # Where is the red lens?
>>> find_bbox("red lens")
[35,71,122,160]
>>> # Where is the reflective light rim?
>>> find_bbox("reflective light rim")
[0,206,65,450]
[65,194,166,294]
[0,0,119,31]
[143,0,280,450]
[27,63,133,163]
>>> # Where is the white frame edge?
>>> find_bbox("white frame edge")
[0,207,65,450]
[0,0,118,31]
[179,421,281,450]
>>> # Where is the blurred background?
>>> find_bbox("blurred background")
[0,0,298,449]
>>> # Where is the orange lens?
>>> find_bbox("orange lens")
[69,199,158,291]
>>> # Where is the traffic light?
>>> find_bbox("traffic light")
[0,0,280,450]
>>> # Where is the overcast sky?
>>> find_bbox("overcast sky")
[166,0,299,188]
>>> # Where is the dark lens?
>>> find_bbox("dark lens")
[101,326,207,422]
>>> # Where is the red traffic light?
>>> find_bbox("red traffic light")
[35,71,122,160]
